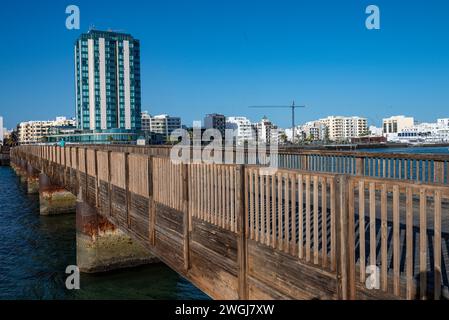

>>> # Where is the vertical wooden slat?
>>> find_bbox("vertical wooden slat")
[249,169,254,239]
[381,184,388,292]
[313,176,319,264]
[265,173,270,246]
[271,173,276,248]
[255,170,260,242]
[277,173,283,250]
[305,175,311,262]
[330,177,336,271]
[321,177,328,268]
[284,173,290,253]
[369,183,376,268]
[222,166,226,229]
[231,167,236,232]
[298,174,304,259]
[291,173,297,255]
[419,188,427,300]
[406,187,413,299]
[393,185,400,296]
[236,165,248,299]
[244,167,249,240]
[359,181,366,283]
[434,190,442,300]
[260,173,265,243]
[348,179,356,298]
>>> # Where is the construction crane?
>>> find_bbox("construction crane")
[249,100,306,143]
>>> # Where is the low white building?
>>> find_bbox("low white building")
[17,117,75,144]
[369,125,383,136]
[387,119,449,144]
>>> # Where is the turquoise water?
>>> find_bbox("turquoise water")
[0,166,209,300]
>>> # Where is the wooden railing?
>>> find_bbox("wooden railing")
[49,144,449,184]
[10,144,449,300]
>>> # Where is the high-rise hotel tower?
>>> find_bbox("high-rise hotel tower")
[74,30,141,132]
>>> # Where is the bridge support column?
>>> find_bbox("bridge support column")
[26,164,40,194]
[76,195,157,273]
[39,172,76,215]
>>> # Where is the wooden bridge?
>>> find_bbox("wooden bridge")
[10,144,449,300]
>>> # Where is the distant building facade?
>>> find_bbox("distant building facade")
[17,117,75,144]
[254,116,279,144]
[226,116,255,145]
[383,115,414,135]
[316,116,368,141]
[204,113,226,138]
[141,112,181,141]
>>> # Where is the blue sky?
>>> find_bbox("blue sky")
[0,0,448,129]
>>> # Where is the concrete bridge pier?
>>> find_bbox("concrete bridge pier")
[76,191,157,273]
[12,159,28,184]
[39,172,77,215]
[26,163,40,194]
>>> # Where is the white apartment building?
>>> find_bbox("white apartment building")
[382,115,414,135]
[318,116,368,141]
[17,117,75,145]
[226,116,256,145]
[141,112,182,140]
[254,116,279,145]
[297,120,327,141]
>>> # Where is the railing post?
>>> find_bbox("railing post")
[335,174,350,300]
[236,164,248,299]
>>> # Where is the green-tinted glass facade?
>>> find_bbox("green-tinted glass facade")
[75,30,141,132]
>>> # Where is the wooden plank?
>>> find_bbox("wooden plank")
[271,174,276,248]
[260,173,265,244]
[330,177,336,271]
[419,188,427,300]
[381,184,388,292]
[406,187,413,299]
[284,173,290,253]
[313,176,319,264]
[278,173,283,251]
[321,177,328,268]
[249,169,254,240]
[236,165,247,299]
[434,190,442,300]
[245,168,249,240]
[298,174,304,259]
[291,173,297,256]
[231,167,236,232]
[255,170,260,242]
[265,173,270,246]
[335,175,348,300]
[369,183,376,267]
[305,175,311,262]
[359,181,366,284]
[393,185,400,296]
[348,179,356,299]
